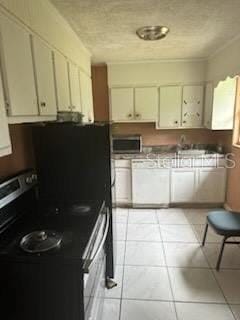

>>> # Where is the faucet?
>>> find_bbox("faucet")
[177,134,186,151]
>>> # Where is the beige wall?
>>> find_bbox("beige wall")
[112,123,232,151]
[0,124,35,179]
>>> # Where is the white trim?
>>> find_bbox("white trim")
[106,58,207,65]
[8,115,56,124]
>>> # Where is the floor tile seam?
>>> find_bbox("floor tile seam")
[118,208,129,320]
[156,219,179,320]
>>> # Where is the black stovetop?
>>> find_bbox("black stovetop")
[0,200,105,263]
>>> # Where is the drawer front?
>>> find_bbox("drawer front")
[115,159,131,168]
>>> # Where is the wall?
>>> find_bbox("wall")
[0,124,35,180]
[108,60,206,87]
[112,123,232,151]
[91,65,109,121]
[207,37,240,83]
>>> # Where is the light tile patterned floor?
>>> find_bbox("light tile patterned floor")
[103,208,240,320]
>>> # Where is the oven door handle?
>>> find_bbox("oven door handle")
[83,210,110,274]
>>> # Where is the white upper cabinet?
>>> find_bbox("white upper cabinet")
[79,71,94,123]
[204,82,213,128]
[0,67,11,157]
[159,86,182,128]
[211,77,237,130]
[31,36,57,116]
[110,87,134,122]
[134,87,158,121]
[182,85,203,128]
[68,62,81,112]
[53,51,71,112]
[0,14,38,116]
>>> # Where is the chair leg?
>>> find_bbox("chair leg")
[216,236,227,271]
[201,223,208,247]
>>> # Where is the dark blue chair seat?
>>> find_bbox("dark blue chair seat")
[202,210,240,270]
[207,211,240,237]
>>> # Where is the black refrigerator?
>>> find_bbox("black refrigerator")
[32,122,116,279]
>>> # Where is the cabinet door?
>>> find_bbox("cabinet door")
[0,14,38,116]
[204,83,213,128]
[132,168,170,205]
[53,51,70,112]
[198,168,226,203]
[171,169,197,203]
[115,168,131,204]
[79,71,94,123]
[134,87,158,121]
[0,68,11,156]
[110,88,134,122]
[182,85,203,127]
[212,77,237,130]
[159,86,182,128]
[32,37,57,116]
[68,62,81,112]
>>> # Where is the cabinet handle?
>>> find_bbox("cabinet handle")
[135,113,141,118]
[174,120,178,124]
[127,113,132,118]
[196,112,200,117]
[184,100,187,104]
[183,120,187,124]
[40,102,46,107]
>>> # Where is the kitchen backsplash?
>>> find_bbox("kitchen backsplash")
[0,124,35,180]
[112,123,233,152]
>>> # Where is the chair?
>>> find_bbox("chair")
[202,210,240,270]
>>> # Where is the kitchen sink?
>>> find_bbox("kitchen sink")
[177,149,207,156]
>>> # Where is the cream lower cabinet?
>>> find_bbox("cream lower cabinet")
[198,168,226,203]
[171,168,197,203]
[115,160,132,205]
[115,168,132,204]
[171,167,226,203]
[32,36,57,116]
[0,13,38,116]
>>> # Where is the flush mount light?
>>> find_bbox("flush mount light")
[136,26,169,41]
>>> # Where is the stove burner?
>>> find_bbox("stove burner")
[20,230,62,253]
[70,204,91,216]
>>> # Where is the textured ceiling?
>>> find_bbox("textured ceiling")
[50,0,240,63]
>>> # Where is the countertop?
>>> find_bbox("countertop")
[112,152,226,160]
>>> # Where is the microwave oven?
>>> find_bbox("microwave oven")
[112,135,142,153]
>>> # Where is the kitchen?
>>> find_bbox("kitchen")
[1,1,240,320]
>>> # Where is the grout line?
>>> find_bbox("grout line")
[118,208,129,320]
[156,210,180,320]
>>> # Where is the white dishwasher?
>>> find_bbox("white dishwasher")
[131,159,170,207]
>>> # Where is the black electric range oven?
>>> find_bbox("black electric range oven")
[0,170,108,320]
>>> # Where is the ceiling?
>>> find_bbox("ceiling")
[50,0,240,63]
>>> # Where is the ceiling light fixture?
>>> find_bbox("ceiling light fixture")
[136,26,169,41]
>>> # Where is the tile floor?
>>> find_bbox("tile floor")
[103,208,240,320]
